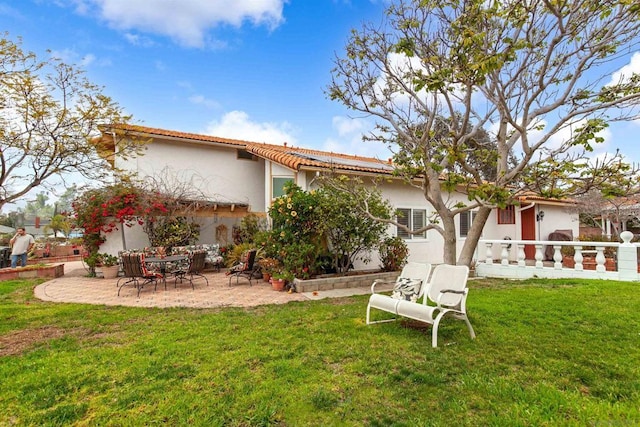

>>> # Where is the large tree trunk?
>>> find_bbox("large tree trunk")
[440,213,458,265]
[458,207,492,267]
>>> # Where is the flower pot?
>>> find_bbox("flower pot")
[562,255,575,268]
[101,265,119,279]
[271,279,286,291]
[263,272,271,282]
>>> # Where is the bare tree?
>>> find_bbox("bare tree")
[328,0,640,265]
[575,187,640,238]
[140,168,211,247]
[0,35,142,211]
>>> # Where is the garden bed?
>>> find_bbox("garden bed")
[294,270,399,293]
[0,264,65,281]
[27,255,82,265]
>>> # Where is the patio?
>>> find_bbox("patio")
[33,261,383,309]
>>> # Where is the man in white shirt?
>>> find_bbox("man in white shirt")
[10,227,35,268]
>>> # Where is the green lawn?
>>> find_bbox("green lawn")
[1,277,638,426]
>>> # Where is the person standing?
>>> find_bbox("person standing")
[9,227,35,268]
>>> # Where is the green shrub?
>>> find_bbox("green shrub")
[378,236,409,271]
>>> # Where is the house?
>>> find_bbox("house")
[98,124,578,266]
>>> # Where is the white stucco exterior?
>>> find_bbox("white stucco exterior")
[107,127,578,266]
[116,140,266,209]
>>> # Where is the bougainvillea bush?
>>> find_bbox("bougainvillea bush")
[72,183,168,275]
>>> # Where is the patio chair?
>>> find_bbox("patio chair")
[227,249,259,286]
[366,262,433,325]
[395,264,476,348]
[173,249,209,288]
[117,253,164,297]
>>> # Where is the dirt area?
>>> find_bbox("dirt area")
[0,326,66,356]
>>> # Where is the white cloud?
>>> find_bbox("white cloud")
[189,95,221,109]
[49,49,105,67]
[123,32,156,47]
[607,52,640,86]
[323,115,390,159]
[81,0,287,47]
[205,110,296,145]
[332,116,366,137]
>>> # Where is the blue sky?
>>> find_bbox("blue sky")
[1,0,395,160]
[2,0,640,167]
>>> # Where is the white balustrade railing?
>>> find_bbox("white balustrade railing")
[475,231,639,281]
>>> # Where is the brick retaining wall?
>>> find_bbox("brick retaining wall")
[294,271,399,293]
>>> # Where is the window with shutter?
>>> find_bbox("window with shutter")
[460,211,477,237]
[396,208,427,239]
[498,205,515,224]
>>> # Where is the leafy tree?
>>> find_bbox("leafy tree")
[260,181,392,277]
[0,35,142,211]
[0,211,19,228]
[22,192,54,218]
[261,182,326,278]
[318,175,392,273]
[56,185,80,214]
[328,0,640,266]
[45,213,72,238]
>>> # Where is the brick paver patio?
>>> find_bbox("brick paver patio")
[33,261,385,308]
[34,262,308,309]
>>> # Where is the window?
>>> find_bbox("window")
[272,177,294,199]
[459,211,477,238]
[396,208,427,239]
[498,205,515,224]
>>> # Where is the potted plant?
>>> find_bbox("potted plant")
[271,269,294,291]
[258,257,281,282]
[99,253,120,279]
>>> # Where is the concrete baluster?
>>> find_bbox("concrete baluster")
[517,244,526,267]
[535,244,544,268]
[574,246,583,271]
[553,245,562,269]
[485,242,493,265]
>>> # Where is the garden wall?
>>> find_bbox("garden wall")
[294,270,399,293]
[0,264,65,281]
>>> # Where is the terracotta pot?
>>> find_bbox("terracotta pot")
[271,279,285,291]
[562,255,575,268]
[263,272,271,282]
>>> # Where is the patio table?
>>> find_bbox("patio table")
[145,255,188,288]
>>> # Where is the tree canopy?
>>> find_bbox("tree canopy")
[0,35,142,212]
[328,0,640,265]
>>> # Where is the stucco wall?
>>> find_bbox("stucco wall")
[117,139,266,210]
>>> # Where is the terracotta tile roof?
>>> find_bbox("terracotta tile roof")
[517,192,577,206]
[104,124,575,205]
[246,143,394,174]
[103,123,252,147]
[105,123,396,175]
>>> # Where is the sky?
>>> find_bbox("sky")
[1,0,640,202]
[1,0,394,161]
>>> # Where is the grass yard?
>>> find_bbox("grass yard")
[0,277,639,426]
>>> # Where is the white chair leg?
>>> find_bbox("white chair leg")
[366,303,371,325]
[432,311,447,348]
[464,316,476,339]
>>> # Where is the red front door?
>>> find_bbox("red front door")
[521,206,536,259]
